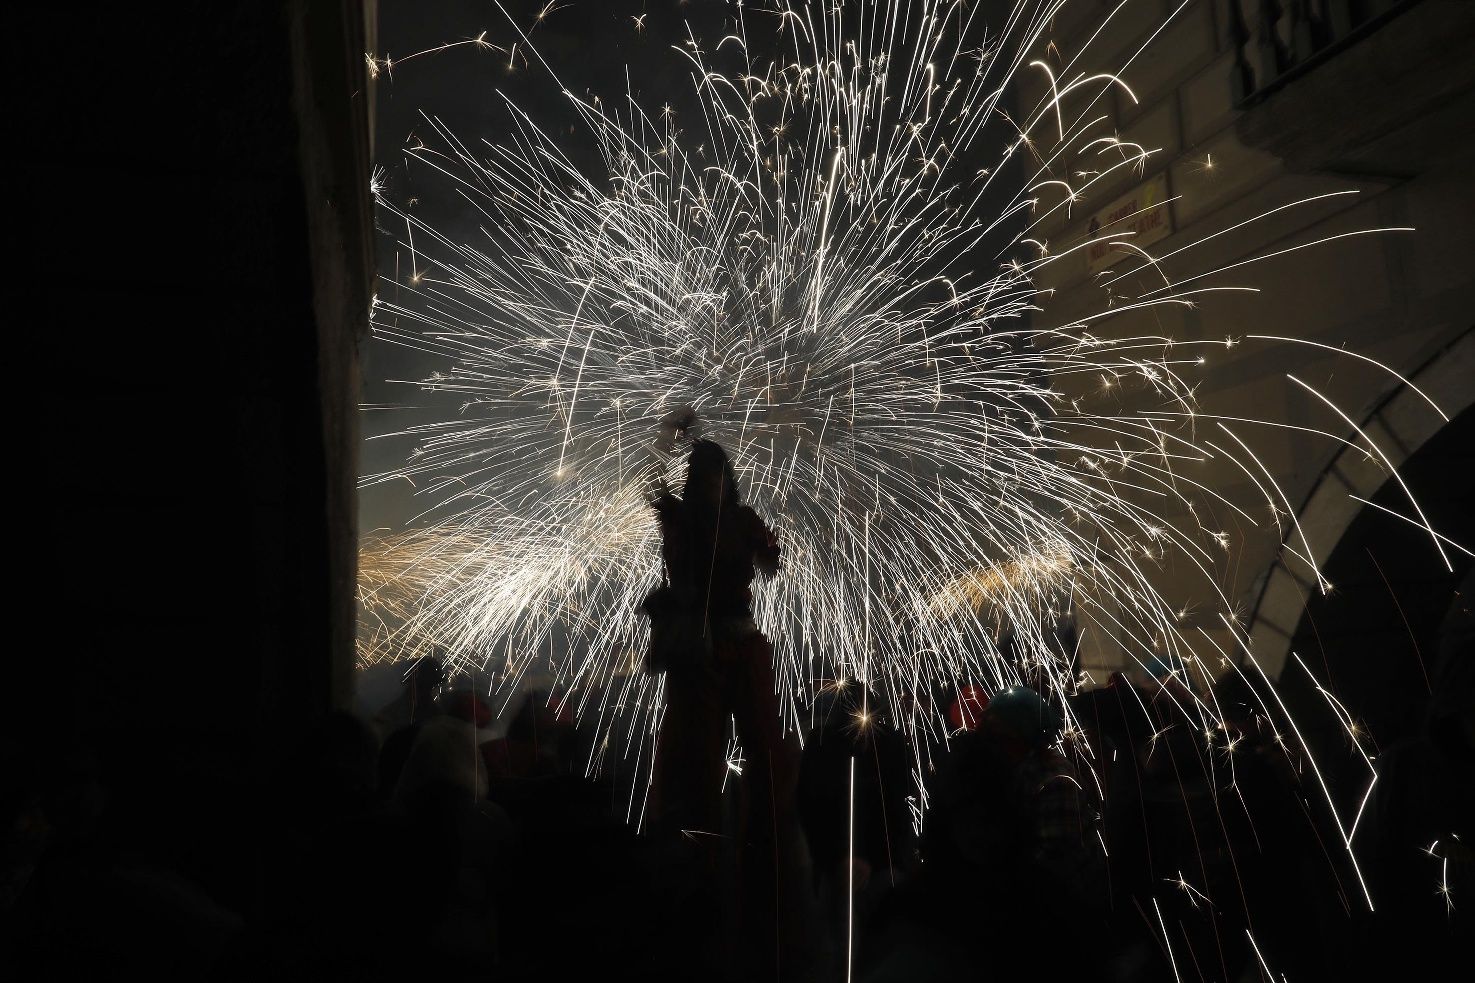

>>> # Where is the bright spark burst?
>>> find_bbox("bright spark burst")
[360,1,1449,924]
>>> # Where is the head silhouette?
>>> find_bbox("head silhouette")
[683,438,740,509]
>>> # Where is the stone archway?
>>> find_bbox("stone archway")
[1245,326,1475,679]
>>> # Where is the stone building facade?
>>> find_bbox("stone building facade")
[1016,0,1474,688]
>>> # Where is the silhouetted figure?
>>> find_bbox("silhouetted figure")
[976,686,1105,910]
[1080,670,1272,983]
[371,654,447,740]
[643,436,797,978]
[945,683,988,732]
[861,686,1103,982]
[1198,669,1333,980]
[377,722,422,799]
[481,688,574,782]
[245,712,406,977]
[392,715,511,969]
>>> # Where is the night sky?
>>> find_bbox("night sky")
[362,0,1021,534]
[365,0,770,533]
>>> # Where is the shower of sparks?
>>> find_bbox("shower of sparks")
[360,0,1452,944]
[366,31,519,81]
[1425,838,1460,917]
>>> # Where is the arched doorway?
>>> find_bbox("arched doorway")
[1276,403,1473,802]
[1246,327,1474,680]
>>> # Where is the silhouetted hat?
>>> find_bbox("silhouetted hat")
[982,685,1062,747]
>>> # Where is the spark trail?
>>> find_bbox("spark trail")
[361,1,1448,928]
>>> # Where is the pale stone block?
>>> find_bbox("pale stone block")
[1116,0,1217,113]
[1068,0,1171,74]
[1357,416,1411,482]
[1030,239,1090,302]
[1378,335,1475,449]
[1079,99,1180,204]
[1025,192,1078,241]
[1179,49,1239,146]
[1397,168,1475,299]
[1039,0,1109,48]
[1330,421,1395,501]
[1256,564,1309,639]
[1247,616,1292,678]
[1167,128,1281,228]
[1234,540,1282,607]
[1161,171,1374,276]
[1296,480,1365,569]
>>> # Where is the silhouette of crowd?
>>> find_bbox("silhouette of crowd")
[3,643,1470,981]
[3,439,1467,980]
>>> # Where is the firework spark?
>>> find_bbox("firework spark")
[361,1,1450,939]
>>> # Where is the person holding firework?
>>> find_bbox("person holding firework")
[643,416,798,975]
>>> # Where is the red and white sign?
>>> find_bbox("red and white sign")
[1084,172,1173,273]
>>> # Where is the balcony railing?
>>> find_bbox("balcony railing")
[1229,0,1424,107]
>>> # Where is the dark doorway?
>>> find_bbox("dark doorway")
[1279,403,1473,806]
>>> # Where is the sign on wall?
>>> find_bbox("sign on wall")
[1084,172,1173,273]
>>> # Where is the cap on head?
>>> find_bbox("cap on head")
[982,685,1062,747]
[402,654,446,687]
[947,683,989,731]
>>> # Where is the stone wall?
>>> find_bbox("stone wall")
[1016,0,1475,679]
[20,0,375,915]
